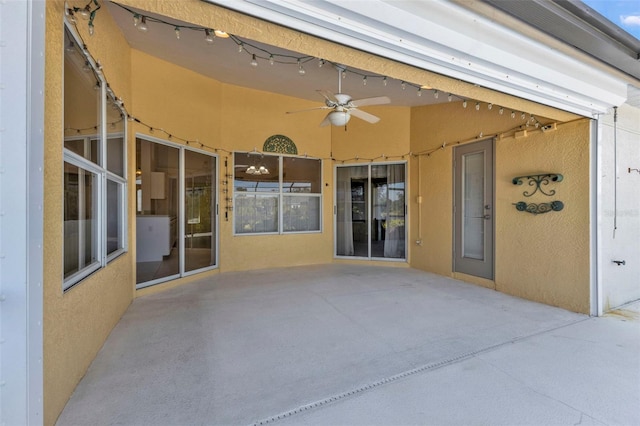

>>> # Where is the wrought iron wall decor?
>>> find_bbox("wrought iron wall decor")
[512,173,563,197]
[263,134,298,155]
[513,201,564,215]
[512,172,564,215]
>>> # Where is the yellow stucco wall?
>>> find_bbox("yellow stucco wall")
[410,101,591,313]
[45,2,134,425]
[129,50,413,275]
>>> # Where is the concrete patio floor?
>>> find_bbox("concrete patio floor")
[57,264,640,426]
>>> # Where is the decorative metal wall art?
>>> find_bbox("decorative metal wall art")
[513,201,564,215]
[512,172,564,215]
[263,134,298,155]
[512,173,563,197]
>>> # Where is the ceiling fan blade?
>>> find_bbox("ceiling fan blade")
[349,108,381,124]
[319,113,332,127]
[349,96,391,107]
[286,106,331,114]
[317,89,338,105]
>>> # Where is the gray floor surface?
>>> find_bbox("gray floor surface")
[57,264,640,426]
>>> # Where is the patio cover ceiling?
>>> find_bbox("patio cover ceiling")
[202,0,633,117]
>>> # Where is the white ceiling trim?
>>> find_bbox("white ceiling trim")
[203,0,629,116]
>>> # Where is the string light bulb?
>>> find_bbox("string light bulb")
[298,59,306,75]
[133,13,139,27]
[475,102,480,111]
[383,76,387,86]
[488,103,493,110]
[342,69,346,79]
[433,90,439,99]
[511,111,516,119]
[318,59,324,68]
[269,54,274,65]
[521,112,526,120]
[250,54,258,67]
[463,100,467,108]
[401,81,406,90]
[417,88,422,97]
[363,76,367,86]
[78,5,91,19]
[238,43,243,53]
[174,27,180,39]
[204,29,214,43]
[499,107,504,115]
[448,93,453,102]
[88,22,95,36]
[137,16,148,32]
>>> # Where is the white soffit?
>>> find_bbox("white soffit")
[203,0,629,116]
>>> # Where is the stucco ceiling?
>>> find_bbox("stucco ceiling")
[105,1,448,109]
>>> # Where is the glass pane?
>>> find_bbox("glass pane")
[185,150,216,272]
[136,138,180,284]
[371,164,406,259]
[234,195,278,234]
[283,195,320,232]
[336,165,368,256]
[106,94,125,176]
[283,157,321,193]
[234,153,279,193]
[463,152,484,260]
[64,162,99,280]
[106,179,123,256]
[64,27,101,165]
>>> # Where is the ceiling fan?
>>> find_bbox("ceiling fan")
[287,65,390,127]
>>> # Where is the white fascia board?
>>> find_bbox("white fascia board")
[204,0,628,116]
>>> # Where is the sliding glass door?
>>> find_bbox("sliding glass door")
[335,163,406,260]
[136,137,217,287]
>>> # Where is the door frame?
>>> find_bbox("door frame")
[453,138,495,280]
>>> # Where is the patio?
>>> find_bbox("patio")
[57,265,640,425]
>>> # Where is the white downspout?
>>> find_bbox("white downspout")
[591,116,602,316]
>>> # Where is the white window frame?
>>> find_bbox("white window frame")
[62,22,127,290]
[233,153,323,236]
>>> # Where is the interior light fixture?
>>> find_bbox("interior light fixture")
[245,165,270,175]
[137,16,148,32]
[328,111,351,127]
[204,29,214,43]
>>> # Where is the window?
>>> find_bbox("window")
[63,24,127,290]
[234,153,321,234]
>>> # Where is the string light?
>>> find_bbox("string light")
[488,103,493,110]
[137,16,148,32]
[448,93,453,102]
[463,100,467,108]
[511,111,516,118]
[433,90,439,99]
[269,54,274,65]
[401,81,406,90]
[363,76,367,86]
[318,59,325,68]
[238,43,243,53]
[499,107,504,115]
[417,88,422,97]
[475,102,480,111]
[204,29,214,44]
[383,76,387,86]
[251,54,258,67]
[521,112,526,120]
[67,0,100,35]
[174,27,180,39]
[297,59,306,75]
